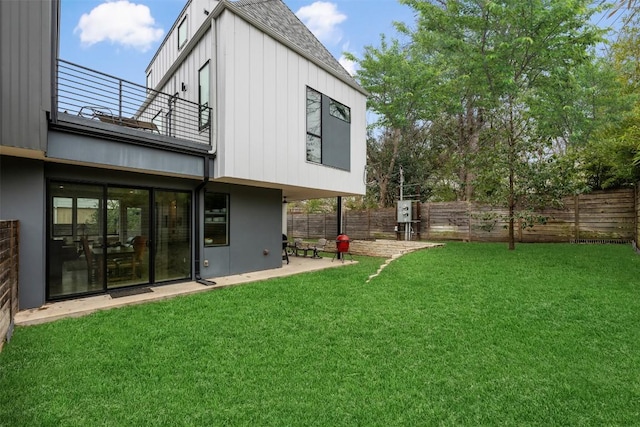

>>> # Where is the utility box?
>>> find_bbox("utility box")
[397,200,412,223]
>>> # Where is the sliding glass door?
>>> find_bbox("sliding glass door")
[48,182,105,298]
[106,187,150,289]
[48,181,191,299]
[154,190,191,282]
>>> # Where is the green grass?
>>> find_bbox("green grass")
[2,243,640,426]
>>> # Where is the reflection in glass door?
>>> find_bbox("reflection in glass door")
[48,183,191,299]
[106,187,151,289]
[48,182,105,298]
[155,191,191,282]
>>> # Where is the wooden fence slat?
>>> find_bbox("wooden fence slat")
[287,188,637,243]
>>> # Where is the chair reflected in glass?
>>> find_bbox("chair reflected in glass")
[114,236,148,280]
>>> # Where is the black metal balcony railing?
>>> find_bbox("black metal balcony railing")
[55,59,211,146]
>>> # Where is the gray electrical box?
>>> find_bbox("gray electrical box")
[397,200,412,223]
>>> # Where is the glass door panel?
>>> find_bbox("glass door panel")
[106,187,150,289]
[48,182,104,298]
[155,190,191,282]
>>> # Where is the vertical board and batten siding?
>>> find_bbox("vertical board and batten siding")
[152,29,212,107]
[146,0,217,90]
[147,27,212,146]
[0,0,52,152]
[216,12,366,195]
[288,189,638,243]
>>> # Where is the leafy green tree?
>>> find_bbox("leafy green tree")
[347,36,438,207]
[399,0,603,249]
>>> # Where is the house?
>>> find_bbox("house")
[0,0,367,309]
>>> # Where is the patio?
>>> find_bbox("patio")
[16,239,443,326]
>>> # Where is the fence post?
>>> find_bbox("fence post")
[633,182,640,248]
[425,203,430,240]
[467,202,472,242]
[574,195,580,241]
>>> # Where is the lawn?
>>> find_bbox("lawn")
[1,243,640,425]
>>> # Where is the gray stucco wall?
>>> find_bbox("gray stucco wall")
[0,157,46,309]
[201,184,282,278]
[0,157,283,308]
[48,131,206,179]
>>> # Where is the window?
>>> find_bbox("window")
[306,87,322,163]
[204,192,229,246]
[199,61,210,129]
[305,86,351,170]
[178,16,188,49]
[329,98,350,122]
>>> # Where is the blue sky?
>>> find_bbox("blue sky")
[60,0,417,86]
[59,0,622,88]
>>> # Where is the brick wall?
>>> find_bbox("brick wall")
[0,221,19,351]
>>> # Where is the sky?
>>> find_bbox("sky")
[59,0,624,89]
[59,0,417,87]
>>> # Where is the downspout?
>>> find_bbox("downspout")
[194,154,214,283]
[336,196,343,260]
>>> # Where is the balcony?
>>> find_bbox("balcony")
[54,59,211,149]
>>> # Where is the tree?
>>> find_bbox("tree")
[399,0,603,249]
[347,36,439,207]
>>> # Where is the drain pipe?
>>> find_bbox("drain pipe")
[194,155,214,284]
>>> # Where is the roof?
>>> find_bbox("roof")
[230,0,360,89]
[147,0,366,95]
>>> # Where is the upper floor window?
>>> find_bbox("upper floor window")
[178,16,188,49]
[146,70,152,93]
[329,98,350,122]
[305,86,351,171]
[199,61,210,130]
[306,87,322,163]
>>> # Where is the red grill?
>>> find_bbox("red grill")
[336,234,350,253]
[332,234,353,262]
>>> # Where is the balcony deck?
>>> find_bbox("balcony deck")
[54,59,212,151]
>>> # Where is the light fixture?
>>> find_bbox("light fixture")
[181,82,187,92]
[282,196,288,204]
[204,8,209,15]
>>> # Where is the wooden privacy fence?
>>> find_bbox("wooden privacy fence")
[0,221,19,351]
[288,189,637,243]
[636,186,640,248]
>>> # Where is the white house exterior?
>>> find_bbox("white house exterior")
[0,0,366,310]
[145,0,367,200]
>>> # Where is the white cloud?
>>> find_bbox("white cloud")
[338,42,357,76]
[339,54,356,76]
[296,1,346,45]
[74,1,164,52]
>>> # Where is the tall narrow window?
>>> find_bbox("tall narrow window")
[178,16,188,49]
[199,61,210,129]
[146,70,152,93]
[204,192,229,246]
[306,87,322,163]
